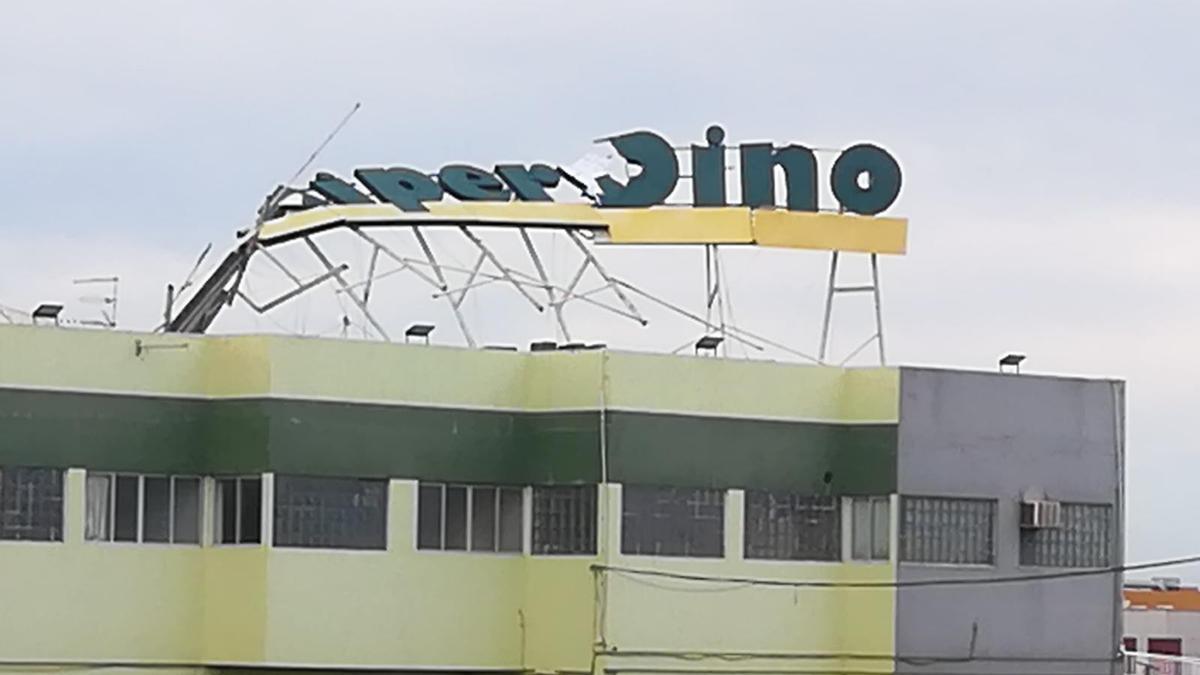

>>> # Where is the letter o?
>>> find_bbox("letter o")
[830,144,902,216]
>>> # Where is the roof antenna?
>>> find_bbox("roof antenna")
[250,101,363,234]
[226,102,363,311]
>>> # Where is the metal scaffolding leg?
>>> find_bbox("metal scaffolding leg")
[703,244,726,355]
[304,236,390,341]
[817,251,887,366]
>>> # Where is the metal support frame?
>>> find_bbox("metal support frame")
[237,264,348,314]
[175,215,858,366]
[817,251,886,366]
[303,236,390,341]
[703,244,726,355]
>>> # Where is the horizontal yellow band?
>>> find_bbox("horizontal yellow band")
[259,202,907,255]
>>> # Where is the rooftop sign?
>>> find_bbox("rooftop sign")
[261,125,908,255]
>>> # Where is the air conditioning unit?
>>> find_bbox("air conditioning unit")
[1020,499,1062,528]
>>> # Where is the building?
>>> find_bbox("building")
[0,323,1125,675]
[1124,579,1200,659]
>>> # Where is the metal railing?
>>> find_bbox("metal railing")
[1125,651,1200,675]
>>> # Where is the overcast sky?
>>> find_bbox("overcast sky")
[3,1,1198,573]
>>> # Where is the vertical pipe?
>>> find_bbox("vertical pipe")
[871,253,887,365]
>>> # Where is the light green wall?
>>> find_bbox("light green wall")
[0,477,899,672]
[594,485,895,675]
[0,470,205,663]
[0,325,898,422]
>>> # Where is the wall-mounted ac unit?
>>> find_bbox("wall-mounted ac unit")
[1020,499,1062,528]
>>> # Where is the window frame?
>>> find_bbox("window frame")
[899,495,998,567]
[620,485,725,559]
[415,481,524,555]
[1018,501,1113,569]
[846,495,891,563]
[84,471,203,546]
[531,484,598,557]
[272,474,389,551]
[0,466,65,544]
[213,475,263,547]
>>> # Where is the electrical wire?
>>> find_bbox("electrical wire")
[594,553,1200,590]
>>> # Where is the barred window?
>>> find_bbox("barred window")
[744,491,839,561]
[417,483,523,553]
[901,496,996,565]
[532,485,596,555]
[622,486,724,558]
[274,475,387,550]
[1020,502,1112,568]
[0,467,63,541]
[850,496,890,561]
[215,476,262,545]
[86,473,201,544]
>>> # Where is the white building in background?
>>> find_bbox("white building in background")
[1124,578,1200,658]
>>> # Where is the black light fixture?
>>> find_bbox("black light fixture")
[999,353,1026,374]
[405,323,435,344]
[32,303,64,326]
[530,341,558,352]
[695,335,724,356]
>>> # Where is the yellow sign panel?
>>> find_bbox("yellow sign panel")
[259,202,907,255]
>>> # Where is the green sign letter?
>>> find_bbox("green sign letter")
[739,143,817,212]
[438,164,511,201]
[355,167,443,212]
[495,164,560,201]
[830,144,902,216]
[597,131,679,207]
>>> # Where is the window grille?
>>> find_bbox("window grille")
[273,475,387,550]
[621,485,724,558]
[901,496,996,565]
[744,491,839,561]
[1019,502,1112,568]
[0,467,63,541]
[532,485,596,555]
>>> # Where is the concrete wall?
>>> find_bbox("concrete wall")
[895,368,1124,675]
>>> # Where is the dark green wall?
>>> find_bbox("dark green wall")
[0,388,895,492]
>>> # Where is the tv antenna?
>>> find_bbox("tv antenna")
[73,276,119,328]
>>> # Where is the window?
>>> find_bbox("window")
[850,496,890,561]
[417,483,523,553]
[86,473,201,544]
[274,475,387,550]
[532,485,596,555]
[744,491,839,561]
[1019,502,1112,568]
[0,467,63,541]
[901,496,996,565]
[1123,638,1139,675]
[215,475,262,545]
[622,486,724,558]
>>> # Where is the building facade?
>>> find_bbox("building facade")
[1124,580,1200,658]
[0,324,1124,675]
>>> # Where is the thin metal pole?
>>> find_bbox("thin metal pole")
[704,245,713,326]
[818,252,840,364]
[870,253,886,366]
[362,244,381,340]
[566,230,645,325]
[459,226,544,311]
[520,228,570,341]
[303,237,390,341]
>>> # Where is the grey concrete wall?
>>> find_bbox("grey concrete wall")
[895,367,1124,675]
